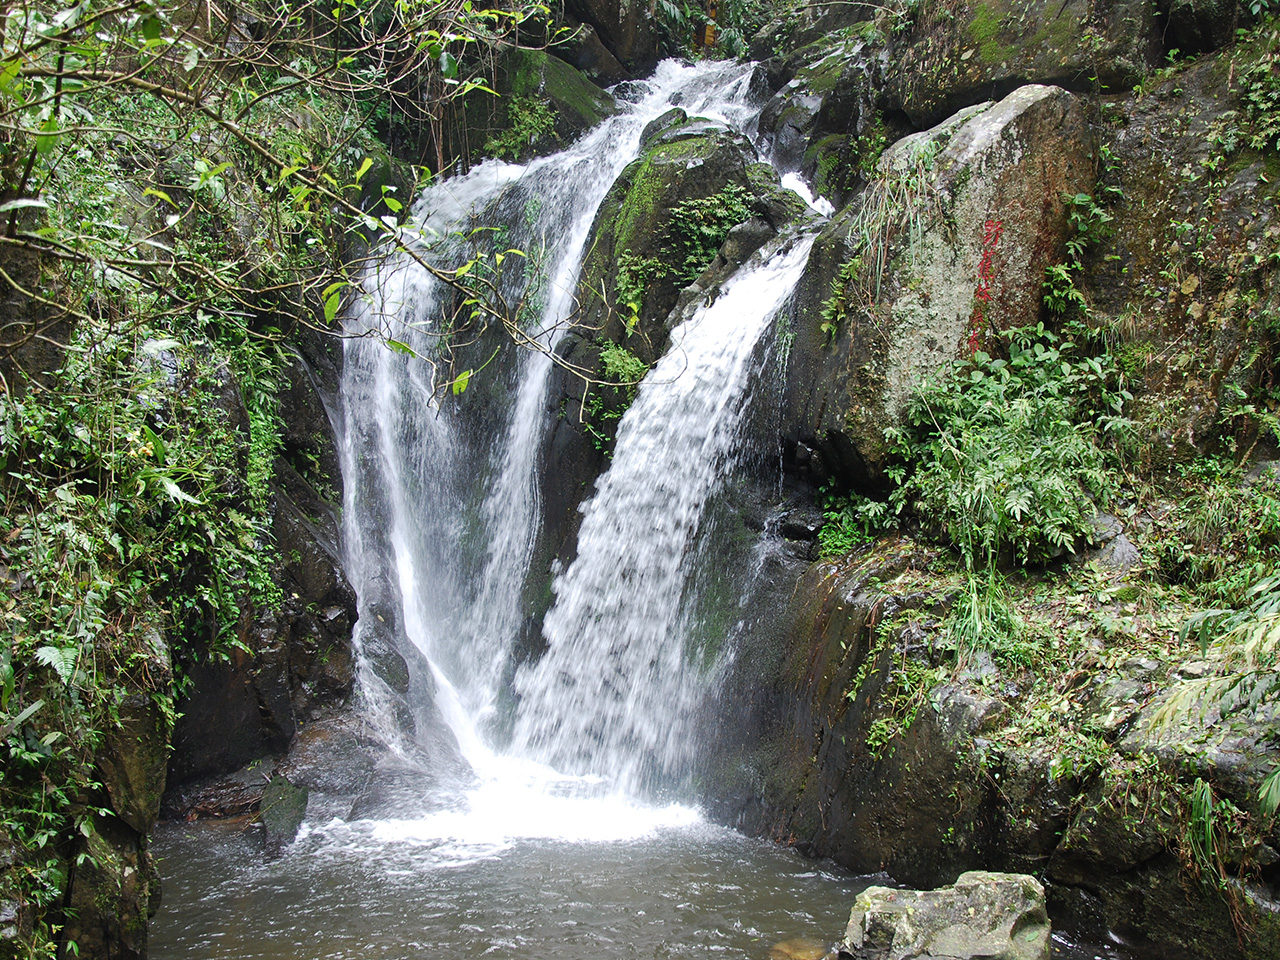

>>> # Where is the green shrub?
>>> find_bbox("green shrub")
[1242,25,1280,151]
[817,486,891,557]
[483,96,557,160]
[1148,459,1280,602]
[665,183,753,287]
[887,322,1131,569]
[599,340,649,398]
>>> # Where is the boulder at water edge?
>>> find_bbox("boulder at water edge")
[838,871,1051,960]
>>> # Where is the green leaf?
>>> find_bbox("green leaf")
[142,425,166,465]
[0,198,48,213]
[452,369,472,395]
[140,337,181,355]
[0,698,44,739]
[143,186,176,207]
[1260,765,1280,817]
[34,115,59,158]
[386,339,415,356]
[36,646,79,684]
[438,50,459,79]
[141,15,162,42]
[354,156,374,184]
[324,290,342,325]
[382,196,403,213]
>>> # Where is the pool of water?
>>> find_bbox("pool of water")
[151,814,864,960]
[151,813,1140,960]
[149,737,1142,960]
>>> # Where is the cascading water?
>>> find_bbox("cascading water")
[150,61,870,960]
[338,57,781,817]
[510,235,815,795]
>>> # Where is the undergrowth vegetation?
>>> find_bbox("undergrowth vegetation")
[814,144,1280,930]
[886,321,1132,570]
[612,181,753,328]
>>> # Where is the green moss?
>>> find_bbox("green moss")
[610,135,722,254]
[799,55,847,97]
[522,50,614,127]
[613,156,662,255]
[1027,11,1076,55]
[967,1,1016,64]
[650,134,719,164]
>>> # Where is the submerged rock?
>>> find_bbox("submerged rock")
[838,871,1051,960]
[771,936,831,960]
[260,776,309,854]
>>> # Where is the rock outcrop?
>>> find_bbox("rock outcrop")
[839,871,1051,960]
[783,83,1091,481]
[167,350,359,788]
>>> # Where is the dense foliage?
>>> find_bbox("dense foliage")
[886,322,1131,569]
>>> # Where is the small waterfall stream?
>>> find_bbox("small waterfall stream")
[511,236,815,794]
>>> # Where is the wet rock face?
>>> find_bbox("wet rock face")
[168,350,360,786]
[783,84,1091,481]
[839,871,1051,960]
[564,0,657,75]
[719,541,996,886]
[728,530,1280,958]
[60,815,159,960]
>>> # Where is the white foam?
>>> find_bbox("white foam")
[780,172,834,217]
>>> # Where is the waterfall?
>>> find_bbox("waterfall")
[334,50,825,828]
[339,59,765,776]
[509,235,815,795]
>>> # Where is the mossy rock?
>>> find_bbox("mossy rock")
[880,0,1161,126]
[571,117,769,364]
[465,48,617,164]
[260,776,309,853]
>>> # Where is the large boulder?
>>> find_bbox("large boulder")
[783,84,1092,483]
[838,871,1051,960]
[462,48,617,164]
[97,622,172,835]
[563,0,657,75]
[752,0,1159,212]
[59,815,159,960]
